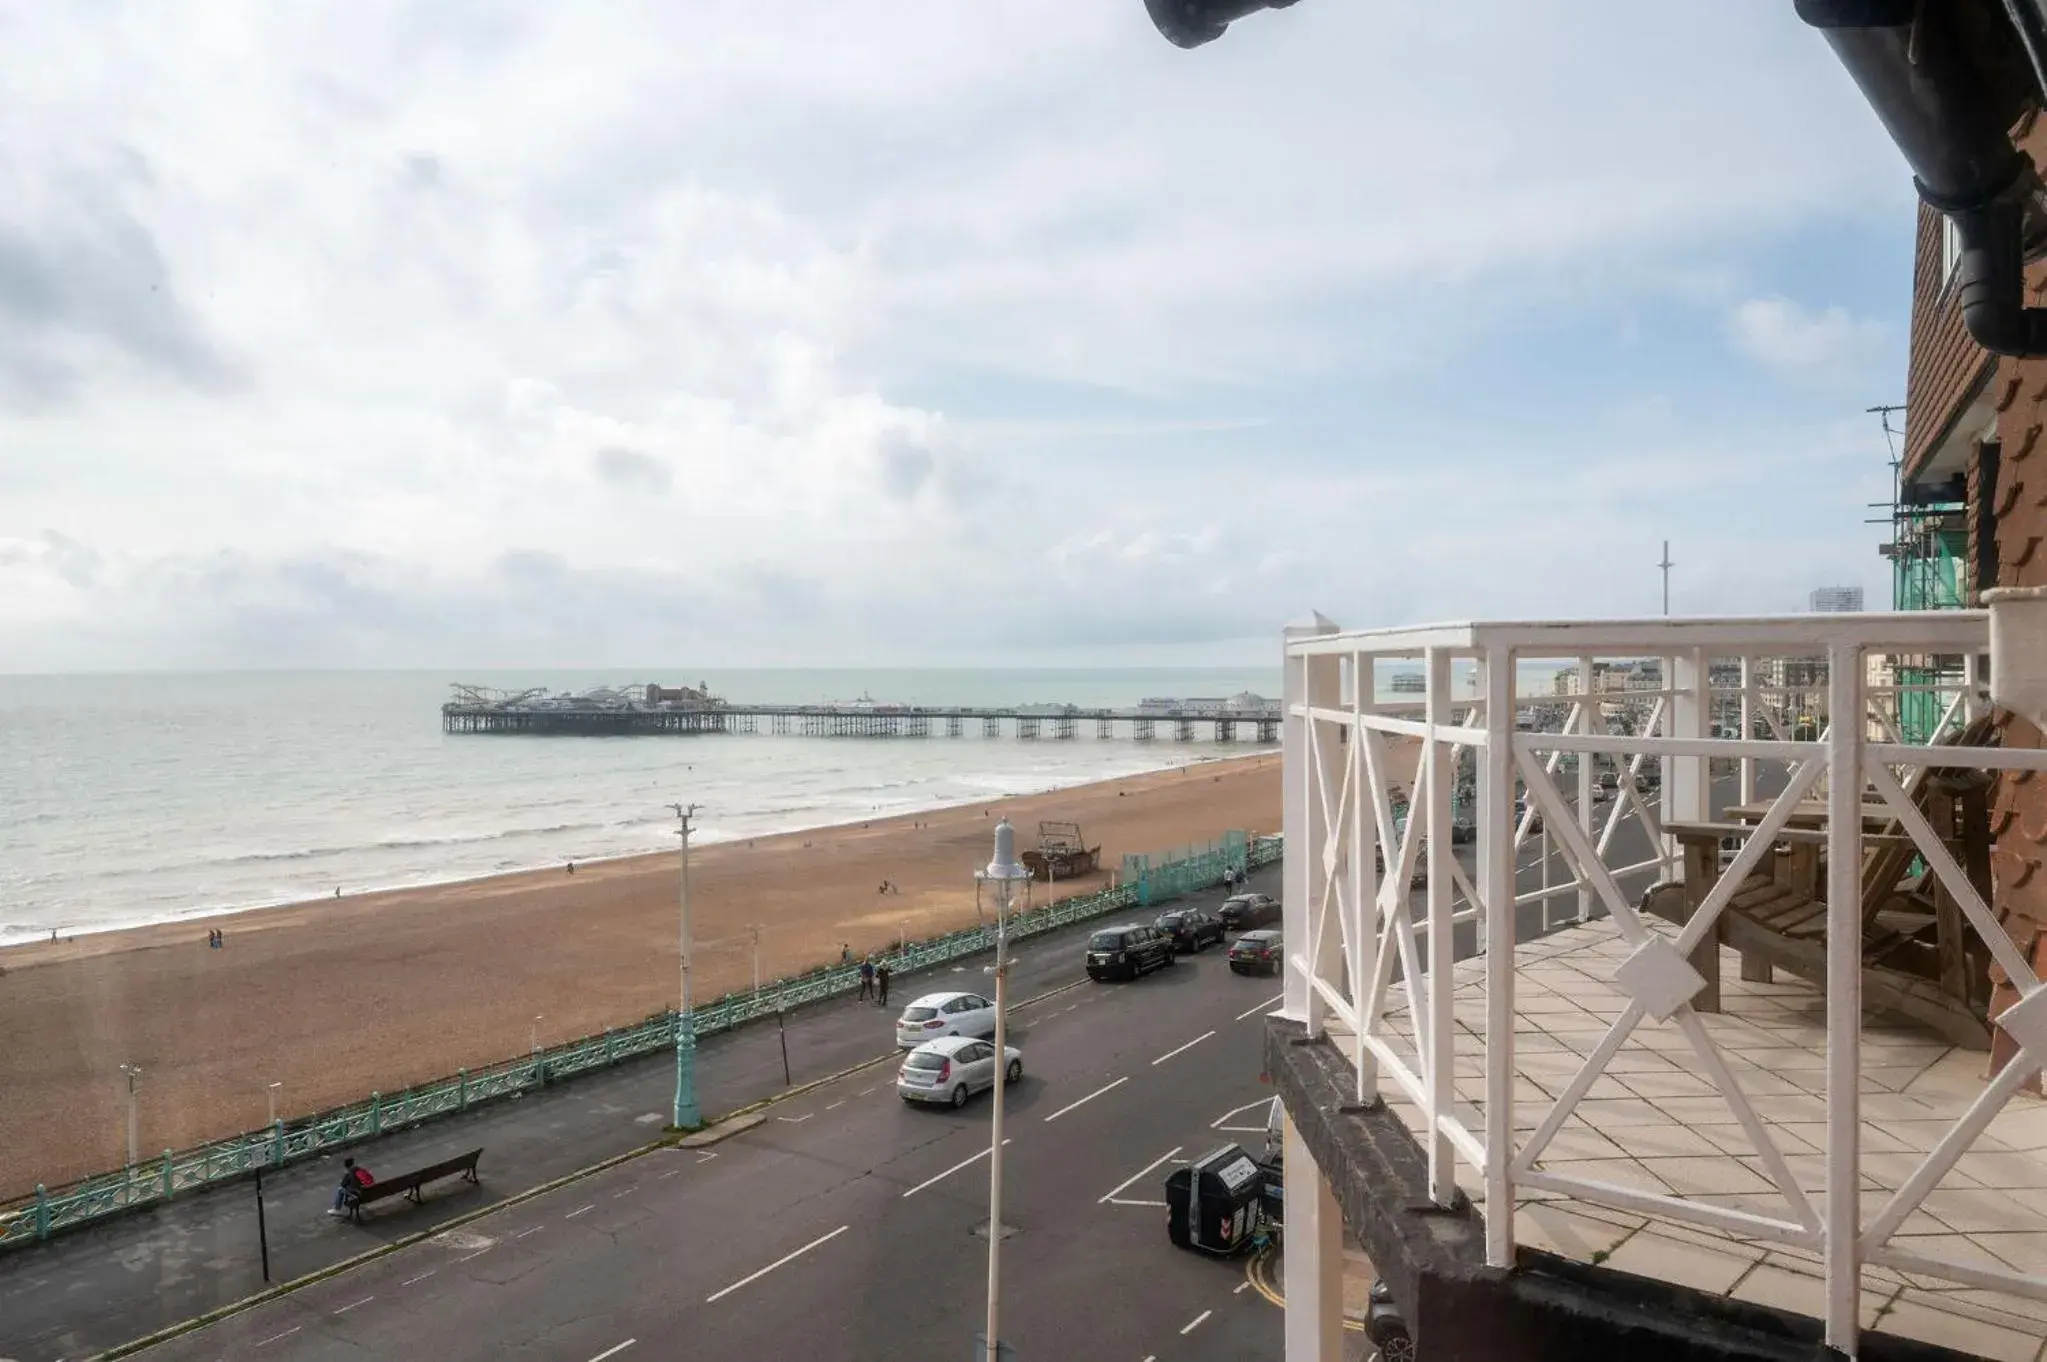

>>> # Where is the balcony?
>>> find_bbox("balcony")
[1272,612,2047,1361]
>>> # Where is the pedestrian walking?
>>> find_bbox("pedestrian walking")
[858,957,875,1001]
[840,943,852,965]
[876,962,892,1008]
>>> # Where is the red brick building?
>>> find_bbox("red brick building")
[1903,109,2047,1062]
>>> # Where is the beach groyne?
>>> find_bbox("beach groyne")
[0,833,1279,1253]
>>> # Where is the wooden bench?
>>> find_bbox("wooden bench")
[343,1148,483,1222]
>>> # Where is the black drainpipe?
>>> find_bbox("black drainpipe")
[1799,0,2047,356]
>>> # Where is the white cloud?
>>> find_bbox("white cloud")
[1727,296,1889,383]
[0,2,1913,668]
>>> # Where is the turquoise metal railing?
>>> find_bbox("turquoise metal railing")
[0,833,1280,1251]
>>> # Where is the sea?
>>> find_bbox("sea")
[0,668,1287,948]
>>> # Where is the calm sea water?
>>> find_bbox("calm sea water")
[0,668,1285,947]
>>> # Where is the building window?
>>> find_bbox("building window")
[1941,214,1962,288]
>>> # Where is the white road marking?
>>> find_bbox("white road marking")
[588,1341,637,1362]
[613,1188,635,1198]
[857,1086,877,1096]
[1062,1003,1079,1013]
[516,1226,545,1239]
[777,1113,812,1124]
[1210,1098,1277,1130]
[256,1326,301,1347]
[659,1168,681,1179]
[1234,1281,1252,1294]
[705,1225,849,1304]
[1041,1076,1127,1123]
[453,1247,492,1262]
[1236,993,1284,1021]
[826,1100,845,1110]
[1151,1031,1216,1066]
[333,1296,374,1315]
[402,1270,436,1286]
[696,1152,717,1163]
[1181,1309,1212,1334]
[1108,1198,1168,1208]
[564,1204,593,1219]
[901,1140,1011,1198]
[1099,1147,1182,1204]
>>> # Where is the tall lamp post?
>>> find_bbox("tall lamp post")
[672,802,703,1129]
[975,819,1029,1362]
[119,1064,142,1169]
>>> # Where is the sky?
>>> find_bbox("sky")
[0,1,1920,671]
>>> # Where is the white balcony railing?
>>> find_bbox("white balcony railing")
[1280,612,2046,1359]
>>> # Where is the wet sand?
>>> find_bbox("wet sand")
[0,753,1280,1195]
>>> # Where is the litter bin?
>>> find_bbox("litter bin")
[1164,1143,1267,1255]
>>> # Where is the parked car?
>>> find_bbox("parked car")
[1229,929,1283,976]
[894,991,997,1048]
[1085,923,1176,981]
[897,1035,1022,1108]
[1218,893,1280,930]
[1156,906,1225,952]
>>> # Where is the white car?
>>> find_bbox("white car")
[895,991,997,1048]
[898,1035,1022,1107]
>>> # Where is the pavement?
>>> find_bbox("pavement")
[114,904,1295,1362]
[0,867,1285,1362]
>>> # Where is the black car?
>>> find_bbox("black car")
[1086,924,1176,981]
[1365,1279,1412,1360]
[1155,906,1225,952]
[1228,929,1283,976]
[1217,893,1279,930]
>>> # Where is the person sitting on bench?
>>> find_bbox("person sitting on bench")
[328,1158,374,1217]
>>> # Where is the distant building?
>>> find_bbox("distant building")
[1389,673,1425,694]
[1809,586,1865,613]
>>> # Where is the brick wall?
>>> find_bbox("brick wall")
[1981,119,2047,1059]
[1905,200,1995,480]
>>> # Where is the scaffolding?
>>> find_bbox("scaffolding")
[1871,404,1971,745]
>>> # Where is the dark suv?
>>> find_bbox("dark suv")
[1155,906,1224,953]
[1217,893,1279,930]
[1228,929,1283,976]
[1085,924,1176,981]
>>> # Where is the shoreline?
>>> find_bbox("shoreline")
[2,746,1277,958]
[0,753,1281,1194]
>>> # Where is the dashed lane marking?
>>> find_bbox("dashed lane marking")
[705,1225,849,1304]
[1181,1310,1211,1335]
[256,1327,301,1347]
[1151,1031,1215,1066]
[777,1113,813,1124]
[332,1296,374,1316]
[1099,1147,1181,1205]
[588,1341,637,1362]
[901,1140,1011,1199]
[401,1270,436,1286]
[1235,993,1283,1022]
[1041,1076,1127,1123]
[564,1205,593,1219]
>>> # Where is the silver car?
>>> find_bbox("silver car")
[897,1035,1023,1108]
[894,990,997,1048]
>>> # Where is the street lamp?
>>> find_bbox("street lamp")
[118,1064,142,1168]
[975,819,1030,1362]
[672,802,703,1129]
[267,1081,283,1128]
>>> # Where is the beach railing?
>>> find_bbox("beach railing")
[0,832,1281,1251]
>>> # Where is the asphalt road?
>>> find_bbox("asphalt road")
[0,866,1284,1362]
[130,927,1294,1362]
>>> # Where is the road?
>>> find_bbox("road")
[129,929,1293,1362]
[0,867,1285,1362]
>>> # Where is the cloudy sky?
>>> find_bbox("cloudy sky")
[0,1,1917,671]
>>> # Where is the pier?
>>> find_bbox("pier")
[440,685,1282,742]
